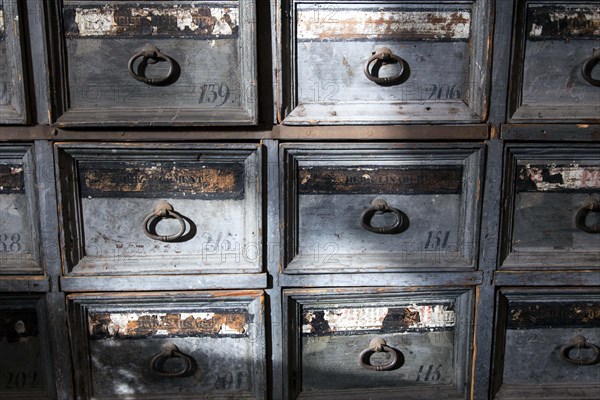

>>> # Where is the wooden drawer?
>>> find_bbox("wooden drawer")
[0,0,27,124]
[284,288,473,399]
[493,289,600,399]
[281,143,483,273]
[68,291,266,399]
[0,295,53,399]
[509,2,600,123]
[56,143,263,276]
[0,144,42,274]
[282,0,492,125]
[501,145,600,269]
[53,0,257,126]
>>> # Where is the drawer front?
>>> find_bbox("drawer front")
[0,295,51,399]
[0,0,27,123]
[281,144,483,273]
[283,1,491,124]
[501,146,600,269]
[0,145,41,274]
[284,288,473,399]
[68,291,265,399]
[56,143,262,275]
[509,2,600,122]
[494,289,600,399]
[57,1,257,126]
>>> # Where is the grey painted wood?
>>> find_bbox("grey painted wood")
[494,271,600,287]
[0,276,49,292]
[282,0,492,125]
[502,124,600,141]
[51,0,257,127]
[279,272,483,288]
[281,143,483,273]
[0,0,27,124]
[68,291,266,399]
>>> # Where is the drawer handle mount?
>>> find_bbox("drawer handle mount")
[143,201,187,242]
[364,48,407,86]
[359,337,400,371]
[128,44,176,86]
[150,342,197,377]
[582,55,600,87]
[575,200,600,234]
[559,335,600,366]
[360,198,407,234]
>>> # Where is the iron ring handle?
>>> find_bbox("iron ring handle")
[359,337,400,371]
[575,200,600,234]
[364,47,407,85]
[150,342,196,377]
[559,335,600,366]
[582,55,600,87]
[360,198,404,234]
[128,44,175,85]
[143,201,187,242]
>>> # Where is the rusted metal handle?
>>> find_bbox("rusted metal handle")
[364,48,407,85]
[559,335,600,366]
[143,201,187,242]
[150,342,196,377]
[359,337,400,371]
[128,44,175,85]
[360,198,404,234]
[575,200,600,234]
[582,55,600,87]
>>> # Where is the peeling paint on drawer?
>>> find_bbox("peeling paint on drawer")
[64,4,239,38]
[527,6,600,40]
[302,304,455,335]
[508,301,600,329]
[0,8,4,37]
[0,164,24,194]
[88,310,249,339]
[0,308,39,341]
[516,164,600,192]
[297,8,471,41]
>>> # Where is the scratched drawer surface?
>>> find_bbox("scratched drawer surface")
[0,145,41,274]
[0,296,51,399]
[56,143,262,275]
[0,0,27,123]
[281,144,483,273]
[494,289,600,399]
[501,146,600,269]
[54,0,257,126]
[283,1,491,124]
[284,288,473,399]
[509,2,600,122]
[68,291,265,399]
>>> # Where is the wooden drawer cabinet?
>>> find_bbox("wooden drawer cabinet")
[0,144,42,274]
[508,2,600,123]
[0,0,27,124]
[501,145,600,269]
[68,291,266,399]
[283,0,492,125]
[52,0,257,126]
[493,289,600,399]
[281,143,483,273]
[55,143,263,276]
[284,288,473,399]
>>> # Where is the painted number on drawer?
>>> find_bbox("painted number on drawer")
[1,371,39,390]
[424,231,451,250]
[416,364,443,382]
[198,83,231,106]
[0,233,21,252]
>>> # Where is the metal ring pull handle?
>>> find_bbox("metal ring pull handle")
[364,47,407,85]
[128,44,175,85]
[575,200,600,234]
[150,342,196,377]
[582,55,600,87]
[359,337,400,371]
[360,198,404,234]
[559,335,600,366]
[143,201,187,242]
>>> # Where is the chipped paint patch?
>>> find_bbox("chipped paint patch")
[0,164,24,194]
[88,311,249,339]
[302,304,455,335]
[64,4,239,38]
[528,6,600,39]
[0,9,5,36]
[297,8,470,41]
[517,165,600,192]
